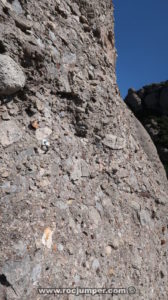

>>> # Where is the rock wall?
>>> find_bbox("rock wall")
[0,1,168,299]
[125,81,168,177]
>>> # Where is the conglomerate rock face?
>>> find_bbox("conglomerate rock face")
[0,1,168,299]
[125,81,168,177]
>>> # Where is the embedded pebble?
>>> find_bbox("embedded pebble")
[0,120,22,146]
[35,127,52,140]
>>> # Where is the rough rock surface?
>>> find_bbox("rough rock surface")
[0,1,168,299]
[125,81,168,176]
[0,54,26,95]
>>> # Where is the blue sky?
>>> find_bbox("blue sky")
[113,0,168,98]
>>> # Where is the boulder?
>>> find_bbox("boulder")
[0,54,26,95]
[125,89,142,113]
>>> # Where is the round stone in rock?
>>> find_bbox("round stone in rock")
[92,259,100,271]
[0,54,26,95]
[110,238,119,250]
[58,244,64,252]
[35,127,52,140]
[108,268,115,276]
[105,246,112,256]
[89,207,101,227]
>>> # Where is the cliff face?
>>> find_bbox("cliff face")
[0,1,168,299]
[125,81,168,177]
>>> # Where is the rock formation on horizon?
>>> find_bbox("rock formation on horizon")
[0,1,168,299]
[125,81,168,177]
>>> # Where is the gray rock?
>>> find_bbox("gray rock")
[12,0,23,14]
[63,158,82,181]
[58,244,64,251]
[109,238,120,250]
[2,111,11,120]
[31,264,42,282]
[81,160,89,177]
[0,55,26,95]
[13,240,27,256]
[89,207,101,227]
[155,192,168,205]
[35,127,52,140]
[62,52,76,65]
[0,120,22,146]
[129,200,141,211]
[103,134,126,150]
[2,255,31,284]
[138,209,151,226]
[92,258,100,271]
[105,245,112,256]
[132,250,142,270]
